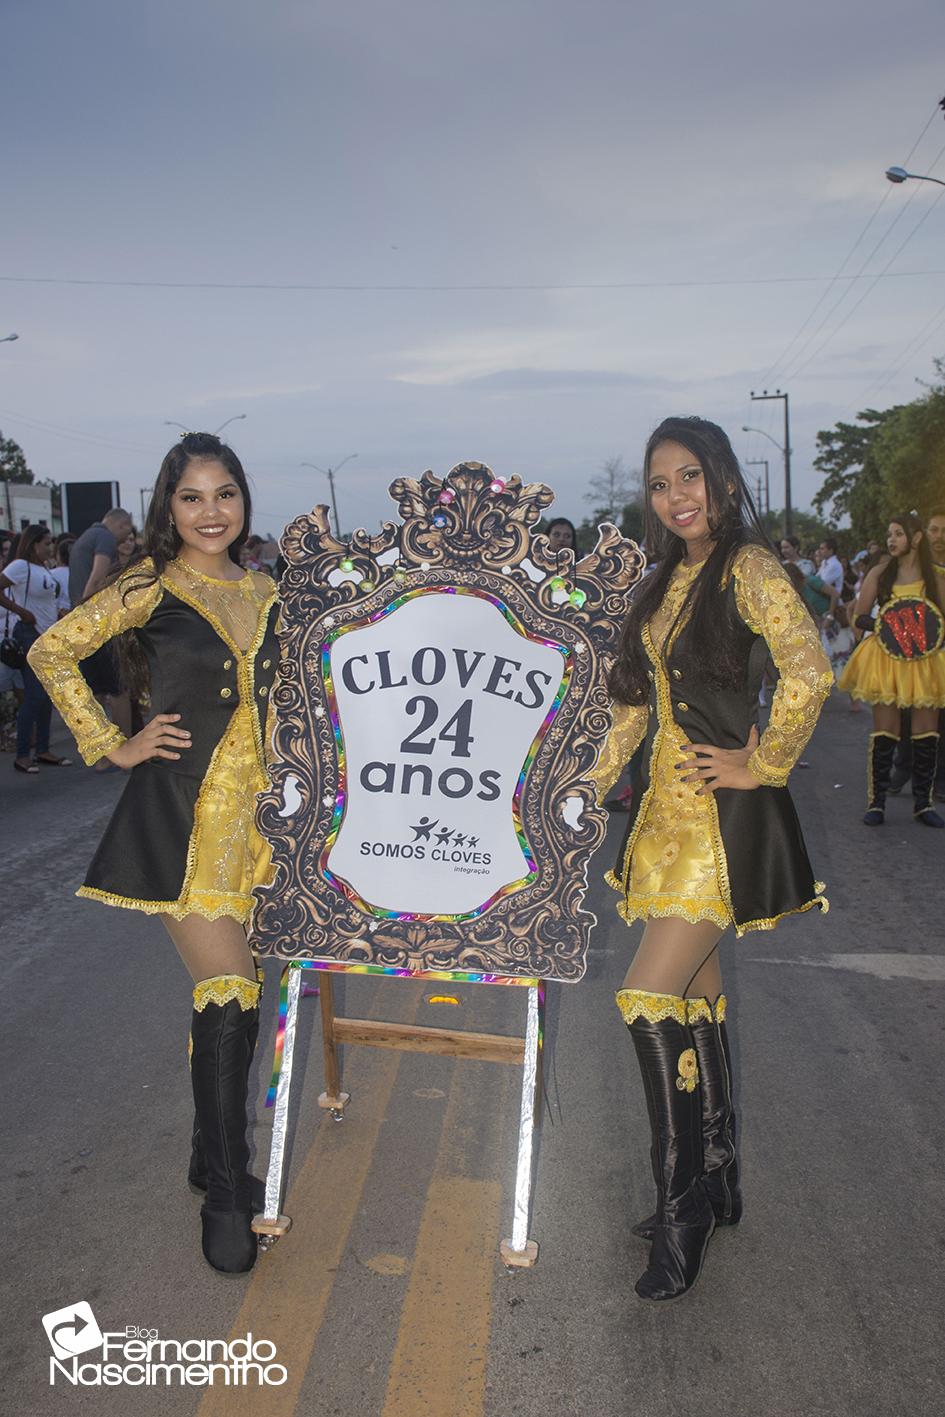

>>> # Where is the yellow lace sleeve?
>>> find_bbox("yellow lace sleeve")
[588,700,648,802]
[733,545,833,786]
[27,568,162,765]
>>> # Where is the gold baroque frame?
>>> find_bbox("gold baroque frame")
[251,462,644,981]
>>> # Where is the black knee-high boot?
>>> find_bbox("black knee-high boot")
[912,733,945,828]
[190,975,261,1274]
[632,994,741,1240]
[617,989,715,1301]
[863,731,898,825]
[188,968,265,1209]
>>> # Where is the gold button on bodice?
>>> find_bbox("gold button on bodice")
[262,658,272,669]
[220,687,232,699]
[671,668,682,680]
[677,701,689,713]
[258,685,269,697]
[223,658,233,670]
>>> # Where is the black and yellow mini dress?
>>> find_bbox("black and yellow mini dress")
[29,558,280,922]
[839,578,945,709]
[592,544,833,936]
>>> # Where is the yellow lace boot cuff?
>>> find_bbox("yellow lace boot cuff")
[615,989,687,1026]
[193,974,261,1013]
[686,994,727,1025]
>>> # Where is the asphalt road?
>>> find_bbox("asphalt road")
[2,695,942,1417]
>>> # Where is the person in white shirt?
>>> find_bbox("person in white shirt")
[818,538,845,598]
[49,534,74,612]
[0,524,71,773]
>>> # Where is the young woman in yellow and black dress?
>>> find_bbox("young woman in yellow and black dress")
[29,432,279,1275]
[590,416,832,1303]
[839,512,945,828]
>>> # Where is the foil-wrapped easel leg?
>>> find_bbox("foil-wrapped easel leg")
[500,981,545,1266]
[252,963,300,1241]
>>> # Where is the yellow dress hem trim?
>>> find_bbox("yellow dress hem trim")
[731,889,828,938]
[76,884,254,924]
[615,896,732,930]
[845,689,945,709]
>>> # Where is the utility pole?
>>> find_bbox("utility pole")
[746,459,770,516]
[749,390,792,537]
[300,455,357,539]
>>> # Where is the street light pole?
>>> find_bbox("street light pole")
[746,458,770,515]
[300,455,358,538]
[747,389,792,537]
[885,165,945,188]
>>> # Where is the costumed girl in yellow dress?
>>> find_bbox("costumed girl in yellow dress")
[839,512,945,828]
[590,416,832,1303]
[29,432,279,1274]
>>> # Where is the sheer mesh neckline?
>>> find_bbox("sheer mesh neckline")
[171,557,251,587]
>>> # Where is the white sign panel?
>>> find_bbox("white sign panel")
[321,589,567,919]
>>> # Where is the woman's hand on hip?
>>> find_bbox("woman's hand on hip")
[106,713,192,769]
[677,725,761,794]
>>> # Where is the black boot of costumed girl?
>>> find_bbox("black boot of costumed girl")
[189,975,261,1274]
[912,733,945,828]
[863,732,898,825]
[632,994,741,1241]
[617,990,715,1300]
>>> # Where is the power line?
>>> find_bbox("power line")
[760,101,945,388]
[789,175,945,382]
[859,299,945,406]
[779,139,945,383]
[3,270,945,294]
[0,404,163,455]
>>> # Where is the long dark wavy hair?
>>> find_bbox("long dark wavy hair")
[115,432,253,699]
[876,512,945,618]
[12,523,53,564]
[609,416,769,704]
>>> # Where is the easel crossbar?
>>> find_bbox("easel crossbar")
[331,1016,526,1064]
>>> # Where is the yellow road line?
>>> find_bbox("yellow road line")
[382,1057,512,1417]
[381,1174,502,1417]
[196,991,419,1417]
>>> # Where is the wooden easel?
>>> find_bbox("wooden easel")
[253,959,546,1266]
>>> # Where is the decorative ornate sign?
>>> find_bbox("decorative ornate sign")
[251,462,643,981]
[876,596,945,660]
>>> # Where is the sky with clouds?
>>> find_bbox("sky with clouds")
[3,0,945,537]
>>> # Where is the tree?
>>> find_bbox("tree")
[813,360,945,544]
[0,431,33,484]
[583,455,641,522]
[760,507,834,552]
[811,408,893,542]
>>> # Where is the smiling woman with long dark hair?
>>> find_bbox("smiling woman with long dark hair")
[591,415,832,1304]
[28,432,279,1276]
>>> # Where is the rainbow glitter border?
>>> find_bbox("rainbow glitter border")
[315,585,573,924]
[266,958,541,1106]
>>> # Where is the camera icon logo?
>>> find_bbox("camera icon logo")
[42,1302,104,1360]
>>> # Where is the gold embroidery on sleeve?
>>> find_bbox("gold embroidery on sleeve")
[27,567,162,764]
[733,546,833,786]
[588,699,648,802]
